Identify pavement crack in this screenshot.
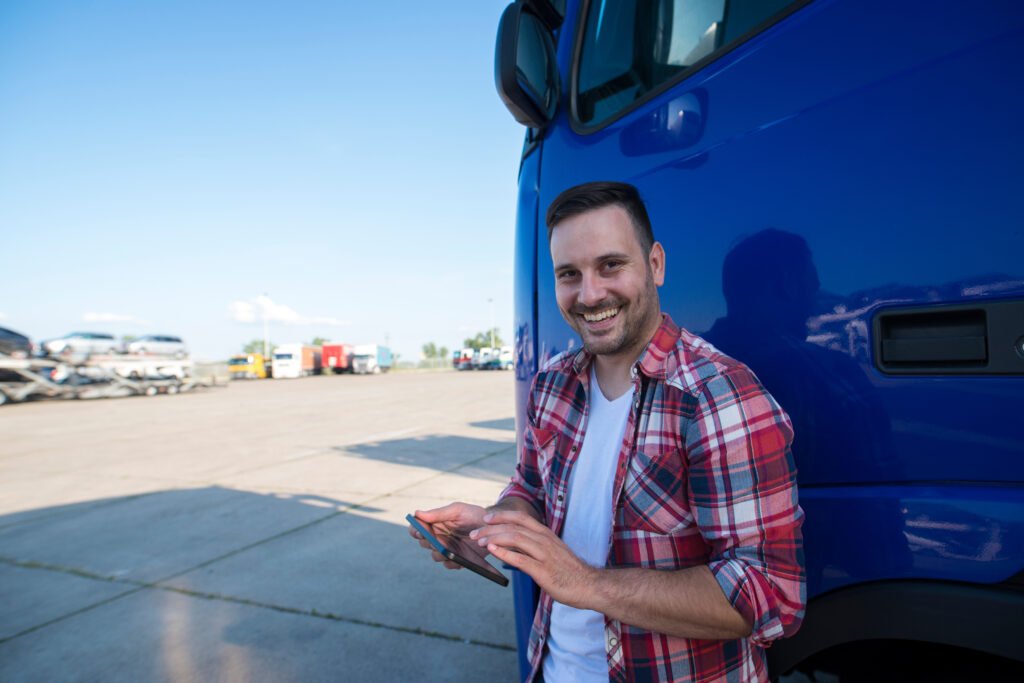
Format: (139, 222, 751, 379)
(0, 434, 518, 650)
(152, 584, 515, 652)
(0, 556, 514, 652)
(0, 557, 145, 645)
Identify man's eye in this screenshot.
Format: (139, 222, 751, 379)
(558, 271, 578, 280)
(603, 261, 622, 270)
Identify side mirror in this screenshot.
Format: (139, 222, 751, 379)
(495, 2, 560, 129)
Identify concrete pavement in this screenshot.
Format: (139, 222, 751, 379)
(0, 370, 521, 682)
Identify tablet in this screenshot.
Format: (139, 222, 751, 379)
(406, 513, 509, 587)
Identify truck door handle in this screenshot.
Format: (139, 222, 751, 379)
(874, 300, 1024, 375)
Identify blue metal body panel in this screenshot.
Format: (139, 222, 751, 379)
(508, 0, 1024, 675)
(511, 132, 542, 682)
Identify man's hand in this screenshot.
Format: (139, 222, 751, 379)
(472, 509, 595, 609)
(407, 502, 488, 570)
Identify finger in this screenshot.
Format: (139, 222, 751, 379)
(407, 525, 423, 540)
(482, 529, 547, 561)
(473, 523, 549, 547)
(415, 504, 461, 524)
(427, 550, 461, 570)
(488, 543, 539, 575)
(470, 522, 521, 541)
(483, 510, 547, 534)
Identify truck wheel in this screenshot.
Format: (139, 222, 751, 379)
(0, 390, 8, 406)
(373, 365, 381, 374)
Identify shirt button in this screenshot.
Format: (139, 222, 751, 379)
(608, 636, 618, 648)
(557, 494, 564, 501)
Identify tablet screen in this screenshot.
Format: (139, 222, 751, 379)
(407, 514, 509, 587)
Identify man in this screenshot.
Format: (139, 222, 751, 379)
(411, 182, 805, 682)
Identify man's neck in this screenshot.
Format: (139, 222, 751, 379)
(592, 354, 635, 401)
(591, 315, 662, 400)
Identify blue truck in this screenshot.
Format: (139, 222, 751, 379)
(494, 0, 1024, 679)
(352, 344, 393, 374)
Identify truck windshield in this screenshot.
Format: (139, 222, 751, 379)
(228, 359, 249, 366)
(274, 354, 293, 360)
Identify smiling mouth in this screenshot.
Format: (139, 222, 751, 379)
(581, 307, 620, 323)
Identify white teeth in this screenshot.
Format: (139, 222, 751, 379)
(583, 308, 619, 322)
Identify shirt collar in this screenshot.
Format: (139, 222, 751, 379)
(570, 313, 679, 380)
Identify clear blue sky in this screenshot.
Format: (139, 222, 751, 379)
(0, 1, 524, 361)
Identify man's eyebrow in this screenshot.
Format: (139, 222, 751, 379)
(554, 251, 631, 269)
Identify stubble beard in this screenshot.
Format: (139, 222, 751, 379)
(572, 276, 660, 359)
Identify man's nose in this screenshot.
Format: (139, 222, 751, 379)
(579, 271, 607, 307)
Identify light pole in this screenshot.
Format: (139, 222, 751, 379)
(262, 292, 269, 359)
(488, 298, 495, 349)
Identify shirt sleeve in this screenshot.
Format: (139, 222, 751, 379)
(498, 375, 546, 518)
(685, 364, 806, 647)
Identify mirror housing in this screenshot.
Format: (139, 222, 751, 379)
(495, 2, 560, 129)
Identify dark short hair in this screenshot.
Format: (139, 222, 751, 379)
(545, 181, 655, 253)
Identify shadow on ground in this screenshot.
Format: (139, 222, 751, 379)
(0, 486, 517, 682)
(470, 417, 516, 432)
(339, 433, 515, 476)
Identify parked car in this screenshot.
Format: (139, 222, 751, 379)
(126, 335, 188, 358)
(41, 332, 121, 356)
(0, 326, 32, 358)
(0, 326, 33, 383)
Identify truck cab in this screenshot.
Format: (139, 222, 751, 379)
(495, 0, 1024, 679)
(228, 353, 269, 379)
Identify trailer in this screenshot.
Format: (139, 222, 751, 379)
(0, 356, 204, 406)
(321, 343, 353, 374)
(272, 344, 321, 378)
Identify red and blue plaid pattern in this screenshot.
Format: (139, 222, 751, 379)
(502, 315, 805, 682)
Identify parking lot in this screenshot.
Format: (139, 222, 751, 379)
(0, 371, 520, 682)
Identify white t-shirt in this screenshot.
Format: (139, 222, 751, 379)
(542, 366, 635, 683)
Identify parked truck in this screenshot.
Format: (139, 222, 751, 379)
(496, 0, 1024, 680)
(321, 343, 353, 374)
(454, 348, 475, 371)
(272, 344, 321, 379)
(228, 353, 270, 380)
(352, 344, 392, 374)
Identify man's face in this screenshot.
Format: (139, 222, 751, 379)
(550, 204, 665, 361)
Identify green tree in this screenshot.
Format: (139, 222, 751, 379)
(421, 342, 438, 359)
(438, 345, 449, 361)
(242, 339, 272, 355)
(462, 328, 504, 350)
(310, 336, 329, 347)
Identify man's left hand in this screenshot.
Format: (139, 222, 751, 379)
(472, 510, 595, 609)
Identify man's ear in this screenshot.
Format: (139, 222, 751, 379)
(649, 242, 666, 286)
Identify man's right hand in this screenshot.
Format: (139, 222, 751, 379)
(407, 502, 488, 570)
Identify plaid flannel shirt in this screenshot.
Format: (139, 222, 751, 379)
(501, 315, 805, 682)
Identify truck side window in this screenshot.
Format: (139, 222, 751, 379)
(574, 0, 803, 128)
